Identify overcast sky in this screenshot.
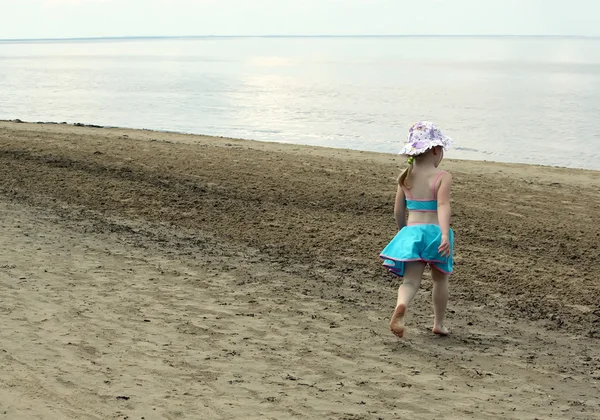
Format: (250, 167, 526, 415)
(2, 0, 599, 39)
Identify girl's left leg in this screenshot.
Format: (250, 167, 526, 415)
(390, 261, 426, 337)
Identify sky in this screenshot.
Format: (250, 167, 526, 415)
(1, 0, 599, 39)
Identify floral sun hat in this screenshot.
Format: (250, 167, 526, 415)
(400, 121, 454, 156)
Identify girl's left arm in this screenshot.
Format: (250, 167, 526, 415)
(394, 185, 406, 231)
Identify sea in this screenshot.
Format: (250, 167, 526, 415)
(1, 36, 599, 170)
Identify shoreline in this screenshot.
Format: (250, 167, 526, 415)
(3, 118, 598, 174)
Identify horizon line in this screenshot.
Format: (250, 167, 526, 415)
(1, 34, 599, 43)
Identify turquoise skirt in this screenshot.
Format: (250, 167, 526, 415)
(379, 224, 454, 277)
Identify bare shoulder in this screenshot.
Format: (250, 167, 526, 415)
(436, 171, 452, 196)
(440, 170, 453, 182)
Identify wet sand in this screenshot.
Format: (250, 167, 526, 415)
(1, 120, 599, 419)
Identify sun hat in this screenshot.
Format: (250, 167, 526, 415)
(400, 121, 453, 156)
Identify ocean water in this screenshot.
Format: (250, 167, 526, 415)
(1, 36, 599, 170)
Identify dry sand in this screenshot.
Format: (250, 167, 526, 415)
(1, 120, 599, 419)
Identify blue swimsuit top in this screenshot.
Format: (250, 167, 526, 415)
(406, 199, 438, 211)
(405, 170, 445, 212)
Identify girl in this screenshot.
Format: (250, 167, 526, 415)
(379, 121, 454, 338)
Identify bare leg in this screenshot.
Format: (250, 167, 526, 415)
(431, 266, 449, 335)
(390, 262, 426, 337)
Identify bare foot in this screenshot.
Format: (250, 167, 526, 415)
(389, 304, 406, 338)
(432, 325, 449, 336)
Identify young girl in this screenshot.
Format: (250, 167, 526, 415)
(379, 121, 454, 338)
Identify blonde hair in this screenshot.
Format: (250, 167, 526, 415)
(398, 161, 414, 189)
(398, 148, 441, 189)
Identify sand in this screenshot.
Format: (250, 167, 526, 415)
(0, 120, 599, 419)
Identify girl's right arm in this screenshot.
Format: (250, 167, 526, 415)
(394, 185, 406, 231)
(437, 173, 453, 255)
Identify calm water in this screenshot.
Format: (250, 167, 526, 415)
(1, 36, 599, 170)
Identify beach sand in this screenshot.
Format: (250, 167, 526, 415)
(1, 120, 599, 419)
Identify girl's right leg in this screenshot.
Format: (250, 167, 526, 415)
(390, 261, 426, 337)
(430, 266, 450, 335)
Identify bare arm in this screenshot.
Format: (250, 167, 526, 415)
(394, 185, 406, 231)
(436, 172, 452, 238)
